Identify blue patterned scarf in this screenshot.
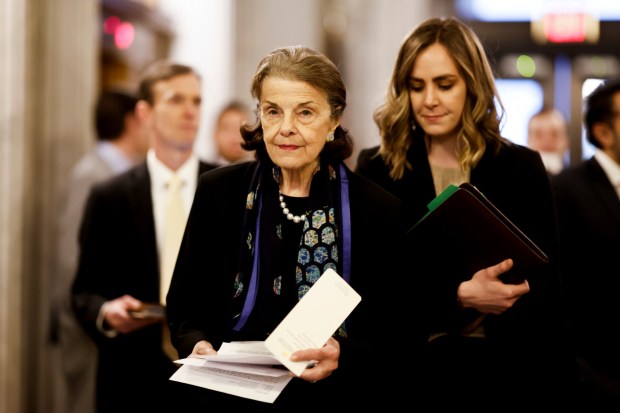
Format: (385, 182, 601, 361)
(231, 159, 351, 338)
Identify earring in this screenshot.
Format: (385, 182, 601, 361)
(411, 122, 417, 132)
(326, 131, 335, 142)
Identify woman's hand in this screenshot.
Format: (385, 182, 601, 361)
(457, 258, 530, 315)
(191, 340, 217, 356)
(290, 337, 340, 383)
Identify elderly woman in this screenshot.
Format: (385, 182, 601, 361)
(166, 46, 419, 410)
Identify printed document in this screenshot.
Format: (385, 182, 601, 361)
(169, 268, 361, 402)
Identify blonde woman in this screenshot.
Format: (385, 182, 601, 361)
(357, 17, 575, 407)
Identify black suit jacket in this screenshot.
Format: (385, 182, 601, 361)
(166, 161, 421, 409)
(551, 157, 620, 377)
(356, 138, 574, 400)
(71, 160, 216, 411)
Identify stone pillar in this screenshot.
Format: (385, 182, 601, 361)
(0, 0, 27, 411)
(0, 0, 98, 412)
(339, 0, 432, 168)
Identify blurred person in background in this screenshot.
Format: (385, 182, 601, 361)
(71, 60, 217, 412)
(527, 107, 570, 175)
(356, 16, 575, 407)
(551, 79, 620, 407)
(50, 89, 147, 413)
(212, 100, 255, 165)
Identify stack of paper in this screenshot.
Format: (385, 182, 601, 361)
(170, 268, 361, 403)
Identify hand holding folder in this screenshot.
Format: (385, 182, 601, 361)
(407, 183, 548, 285)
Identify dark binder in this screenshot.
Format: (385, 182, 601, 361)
(407, 182, 548, 284)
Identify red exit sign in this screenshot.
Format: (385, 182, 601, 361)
(545, 13, 587, 42)
(532, 12, 599, 44)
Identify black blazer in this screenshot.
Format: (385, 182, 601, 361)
(356, 138, 573, 396)
(551, 157, 620, 376)
(71, 160, 216, 411)
(166, 161, 421, 409)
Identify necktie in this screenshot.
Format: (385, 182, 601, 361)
(160, 173, 186, 361)
(161, 173, 186, 302)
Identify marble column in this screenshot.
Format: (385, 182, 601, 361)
(0, 0, 98, 412)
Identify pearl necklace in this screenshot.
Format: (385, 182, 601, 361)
(278, 191, 305, 224)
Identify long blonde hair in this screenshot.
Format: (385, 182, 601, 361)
(375, 17, 505, 180)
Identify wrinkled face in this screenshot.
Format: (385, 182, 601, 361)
(408, 42, 467, 141)
(259, 76, 338, 177)
(148, 73, 202, 150)
(214, 108, 249, 163)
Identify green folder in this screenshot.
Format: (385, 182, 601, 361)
(407, 182, 548, 284)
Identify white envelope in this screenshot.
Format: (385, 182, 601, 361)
(264, 268, 361, 376)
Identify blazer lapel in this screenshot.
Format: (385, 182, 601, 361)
(128, 164, 159, 289)
(586, 158, 620, 228)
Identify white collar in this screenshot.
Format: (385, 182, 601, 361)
(146, 149, 199, 190)
(594, 149, 620, 188)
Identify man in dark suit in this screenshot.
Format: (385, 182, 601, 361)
(52, 89, 146, 413)
(551, 79, 620, 406)
(71, 60, 217, 412)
